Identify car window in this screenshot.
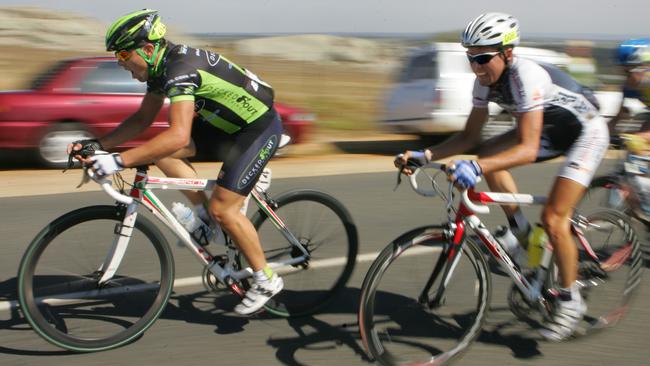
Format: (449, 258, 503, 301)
(438, 52, 473, 76)
(30, 60, 76, 90)
(79, 61, 147, 94)
(398, 53, 437, 82)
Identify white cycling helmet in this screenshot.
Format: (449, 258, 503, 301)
(461, 12, 520, 48)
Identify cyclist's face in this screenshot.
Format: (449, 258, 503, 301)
(625, 65, 648, 86)
(467, 46, 510, 86)
(116, 46, 151, 82)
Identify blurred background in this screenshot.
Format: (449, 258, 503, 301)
(0, 1, 648, 168)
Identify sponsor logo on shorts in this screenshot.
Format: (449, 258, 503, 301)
(567, 161, 592, 173)
(237, 135, 277, 190)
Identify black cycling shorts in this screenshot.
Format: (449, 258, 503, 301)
(216, 108, 282, 196)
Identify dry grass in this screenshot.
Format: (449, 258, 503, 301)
(0, 46, 98, 89)
(0, 45, 394, 135)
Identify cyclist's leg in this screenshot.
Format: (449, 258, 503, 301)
(540, 117, 609, 341)
(543, 178, 586, 287)
(477, 130, 530, 236)
(477, 130, 519, 207)
(210, 187, 266, 269)
(210, 108, 283, 314)
(540, 178, 588, 341)
(154, 139, 209, 207)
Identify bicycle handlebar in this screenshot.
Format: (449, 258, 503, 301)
(86, 168, 134, 205)
(406, 161, 491, 214)
(460, 190, 490, 214)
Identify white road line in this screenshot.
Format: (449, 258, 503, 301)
(0, 245, 442, 313)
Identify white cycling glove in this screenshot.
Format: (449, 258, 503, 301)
(90, 153, 124, 176)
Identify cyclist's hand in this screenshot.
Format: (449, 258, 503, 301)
(89, 152, 124, 177)
(448, 160, 482, 189)
(67, 139, 103, 163)
(394, 150, 430, 176)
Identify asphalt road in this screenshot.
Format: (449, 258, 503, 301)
(1, 157, 649, 366)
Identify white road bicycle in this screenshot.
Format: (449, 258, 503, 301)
(17, 149, 358, 353)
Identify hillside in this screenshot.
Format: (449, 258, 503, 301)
(0, 6, 409, 134)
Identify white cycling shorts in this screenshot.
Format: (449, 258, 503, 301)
(556, 116, 609, 187)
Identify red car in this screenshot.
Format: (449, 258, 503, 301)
(0, 56, 314, 167)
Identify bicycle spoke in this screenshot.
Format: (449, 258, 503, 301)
(250, 190, 358, 317)
(359, 228, 490, 366)
(18, 206, 174, 352)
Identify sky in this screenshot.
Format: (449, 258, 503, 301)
(0, 0, 648, 39)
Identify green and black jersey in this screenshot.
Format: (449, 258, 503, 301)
(147, 42, 275, 134)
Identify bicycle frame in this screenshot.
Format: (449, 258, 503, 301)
(95, 166, 310, 290)
(593, 147, 650, 223)
(427, 187, 602, 305)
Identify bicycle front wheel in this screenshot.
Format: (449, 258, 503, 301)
(359, 226, 491, 366)
(18, 205, 174, 352)
(573, 209, 643, 333)
(250, 189, 358, 317)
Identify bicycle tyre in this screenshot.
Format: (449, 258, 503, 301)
(18, 205, 175, 352)
(359, 225, 491, 366)
(567, 209, 643, 334)
(249, 189, 358, 317)
(578, 175, 650, 260)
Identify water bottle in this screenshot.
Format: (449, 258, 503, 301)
(527, 224, 547, 268)
(172, 202, 221, 246)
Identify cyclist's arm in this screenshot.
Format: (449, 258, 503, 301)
(421, 107, 488, 161)
(607, 92, 628, 135)
(118, 99, 195, 168)
(477, 109, 542, 174)
(609, 72, 644, 135)
(98, 92, 166, 149)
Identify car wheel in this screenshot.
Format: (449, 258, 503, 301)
(37, 124, 94, 168)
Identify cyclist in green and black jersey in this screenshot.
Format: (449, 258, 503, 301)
(68, 9, 283, 315)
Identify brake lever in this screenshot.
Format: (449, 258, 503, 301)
(393, 166, 404, 191)
(393, 158, 423, 191)
(63, 153, 75, 173)
(62, 146, 96, 173)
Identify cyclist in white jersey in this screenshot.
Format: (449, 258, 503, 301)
(396, 12, 609, 341)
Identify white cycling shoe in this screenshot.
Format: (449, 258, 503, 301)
(234, 274, 284, 315)
(539, 294, 587, 342)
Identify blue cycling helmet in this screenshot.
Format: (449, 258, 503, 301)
(616, 38, 650, 65)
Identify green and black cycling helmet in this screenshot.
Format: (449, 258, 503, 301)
(105, 9, 166, 52)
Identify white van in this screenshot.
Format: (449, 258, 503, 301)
(380, 42, 643, 139)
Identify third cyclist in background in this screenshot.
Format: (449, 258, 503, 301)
(609, 38, 650, 212)
(608, 38, 650, 147)
(396, 12, 609, 341)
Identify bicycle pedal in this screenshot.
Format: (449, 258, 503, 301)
(579, 262, 609, 281)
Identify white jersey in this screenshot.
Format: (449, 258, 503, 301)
(472, 57, 599, 121)
(472, 56, 609, 187)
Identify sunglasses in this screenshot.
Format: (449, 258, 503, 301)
(466, 51, 501, 65)
(115, 49, 133, 62)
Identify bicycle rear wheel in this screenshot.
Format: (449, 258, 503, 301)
(249, 189, 358, 317)
(359, 226, 491, 366)
(572, 209, 643, 333)
(18, 205, 174, 352)
(578, 175, 650, 261)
